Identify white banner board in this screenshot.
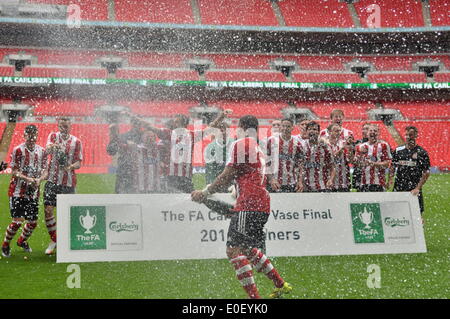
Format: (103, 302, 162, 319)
(57, 192, 426, 263)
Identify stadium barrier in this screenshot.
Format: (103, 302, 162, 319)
(56, 192, 426, 263)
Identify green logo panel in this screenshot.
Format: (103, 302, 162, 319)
(70, 206, 106, 250)
(350, 203, 385, 244)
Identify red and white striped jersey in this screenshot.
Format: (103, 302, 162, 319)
(226, 137, 270, 213)
(46, 132, 83, 188)
(329, 141, 351, 190)
(266, 135, 304, 186)
(356, 141, 392, 188)
(132, 143, 161, 193)
(301, 140, 334, 191)
(9, 143, 47, 199)
(320, 127, 353, 142)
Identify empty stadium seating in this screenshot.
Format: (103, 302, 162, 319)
(205, 71, 286, 82)
(367, 73, 428, 83)
(114, 0, 194, 24)
(22, 66, 108, 78)
(116, 69, 199, 81)
(383, 102, 450, 120)
(197, 0, 278, 26)
(26, 0, 108, 21)
(433, 72, 450, 82)
(354, 0, 425, 28)
(429, 0, 450, 26)
(292, 73, 363, 83)
(302, 102, 373, 120)
(0, 65, 14, 76)
(278, 0, 354, 28)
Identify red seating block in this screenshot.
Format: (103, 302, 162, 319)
(22, 66, 107, 78)
(367, 73, 427, 83)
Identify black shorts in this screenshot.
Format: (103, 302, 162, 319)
(267, 184, 297, 193)
(44, 181, 75, 207)
(10, 197, 39, 221)
(226, 211, 269, 250)
(360, 185, 385, 192)
(330, 187, 350, 192)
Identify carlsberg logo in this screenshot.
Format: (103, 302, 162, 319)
(384, 217, 410, 227)
(109, 221, 139, 232)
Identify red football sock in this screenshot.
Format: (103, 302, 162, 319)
(230, 255, 260, 299)
(3, 221, 22, 246)
(249, 248, 285, 288)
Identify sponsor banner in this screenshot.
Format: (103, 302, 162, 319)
(1, 76, 449, 89)
(57, 192, 426, 263)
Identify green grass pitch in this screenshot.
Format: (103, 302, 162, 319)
(0, 173, 448, 299)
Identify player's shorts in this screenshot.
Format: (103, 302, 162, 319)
(360, 185, 384, 192)
(330, 187, 350, 192)
(226, 211, 269, 250)
(44, 181, 75, 207)
(9, 197, 39, 221)
(267, 184, 297, 193)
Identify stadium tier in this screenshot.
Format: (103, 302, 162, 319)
(22, 0, 448, 28)
(278, 0, 353, 28)
(291, 73, 363, 83)
(205, 71, 286, 82)
(115, 69, 199, 81)
(354, 0, 425, 28)
(382, 102, 450, 120)
(115, 0, 194, 24)
(0, 65, 14, 76)
(429, 0, 450, 26)
(366, 73, 428, 83)
(22, 66, 108, 78)
(433, 72, 450, 82)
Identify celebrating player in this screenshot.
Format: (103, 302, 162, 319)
(266, 118, 304, 192)
(320, 109, 353, 141)
(2, 125, 47, 257)
(325, 123, 355, 192)
(191, 115, 292, 299)
(354, 124, 391, 192)
(352, 122, 371, 191)
(388, 126, 430, 217)
(298, 121, 335, 192)
(43, 117, 83, 255)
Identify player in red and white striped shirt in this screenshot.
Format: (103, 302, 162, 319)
(325, 123, 355, 192)
(295, 119, 310, 145)
(131, 110, 231, 193)
(320, 109, 354, 142)
(191, 115, 291, 299)
(43, 117, 83, 255)
(266, 118, 304, 192)
(2, 125, 47, 258)
(354, 124, 392, 191)
(299, 121, 335, 192)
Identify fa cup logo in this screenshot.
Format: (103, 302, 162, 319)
(359, 207, 373, 229)
(80, 210, 96, 234)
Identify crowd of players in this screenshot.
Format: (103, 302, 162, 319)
(107, 109, 430, 208)
(1, 109, 430, 267)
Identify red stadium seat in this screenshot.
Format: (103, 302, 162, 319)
(367, 73, 427, 83)
(26, 0, 108, 21)
(429, 0, 450, 26)
(433, 73, 450, 82)
(301, 102, 373, 120)
(205, 71, 286, 82)
(354, 0, 424, 28)
(383, 102, 450, 120)
(278, 0, 354, 28)
(114, 0, 194, 24)
(0, 65, 14, 76)
(115, 69, 199, 81)
(197, 0, 278, 26)
(22, 66, 108, 78)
